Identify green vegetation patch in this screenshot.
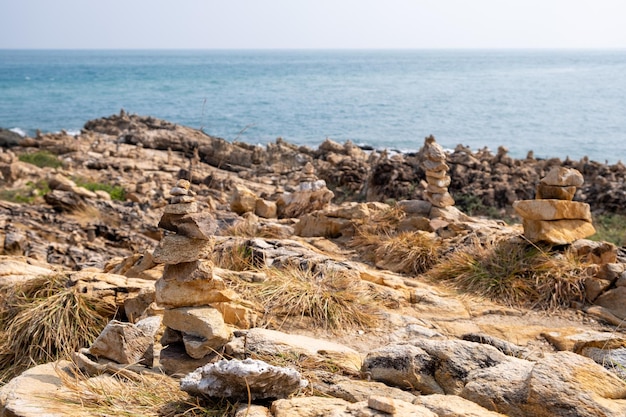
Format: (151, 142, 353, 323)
(592, 213, 626, 247)
(18, 150, 63, 168)
(0, 180, 50, 204)
(73, 177, 126, 201)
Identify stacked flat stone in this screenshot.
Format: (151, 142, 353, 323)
(152, 179, 234, 362)
(513, 167, 596, 245)
(421, 135, 455, 208)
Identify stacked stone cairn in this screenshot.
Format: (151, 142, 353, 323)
(513, 167, 596, 245)
(152, 179, 243, 374)
(421, 135, 455, 208)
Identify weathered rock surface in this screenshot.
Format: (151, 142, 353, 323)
(162, 306, 232, 359)
(2, 113, 626, 417)
(88, 320, 153, 364)
(180, 358, 307, 400)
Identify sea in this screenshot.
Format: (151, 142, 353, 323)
(1, 49, 625, 164)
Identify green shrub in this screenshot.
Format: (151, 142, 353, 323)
(592, 213, 626, 246)
(18, 151, 63, 168)
(73, 177, 126, 201)
(0, 180, 50, 204)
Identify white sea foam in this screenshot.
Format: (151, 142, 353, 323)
(9, 127, 26, 137)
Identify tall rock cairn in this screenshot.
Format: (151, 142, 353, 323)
(513, 167, 596, 245)
(421, 135, 455, 208)
(152, 179, 235, 367)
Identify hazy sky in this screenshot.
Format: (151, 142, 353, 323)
(1, 0, 625, 49)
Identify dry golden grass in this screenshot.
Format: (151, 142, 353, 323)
(211, 238, 256, 271)
(0, 274, 116, 384)
(221, 216, 284, 239)
(69, 204, 122, 228)
(427, 238, 590, 309)
(233, 264, 379, 331)
(351, 230, 443, 275)
(357, 204, 406, 235)
(55, 366, 235, 417)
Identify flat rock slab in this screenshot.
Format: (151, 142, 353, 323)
(236, 328, 363, 372)
(0, 361, 78, 417)
(522, 218, 596, 244)
(513, 199, 591, 221)
(152, 234, 214, 264)
(541, 167, 584, 187)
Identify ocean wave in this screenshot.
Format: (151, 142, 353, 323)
(63, 129, 81, 136)
(9, 127, 26, 137)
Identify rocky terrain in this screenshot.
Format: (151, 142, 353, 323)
(1, 112, 626, 416)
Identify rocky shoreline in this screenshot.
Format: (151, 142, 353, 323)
(1, 112, 626, 416)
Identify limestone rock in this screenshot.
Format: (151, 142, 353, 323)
(44, 189, 87, 212)
(159, 343, 215, 377)
(594, 286, 626, 320)
(156, 278, 238, 308)
(228, 328, 362, 373)
(536, 183, 577, 200)
(0, 361, 79, 417)
(272, 396, 352, 417)
(171, 213, 218, 240)
(525, 351, 626, 416)
(409, 338, 511, 395)
(425, 191, 455, 208)
(295, 212, 352, 238)
(522, 218, 596, 244)
(163, 201, 198, 215)
(541, 166, 584, 187)
(230, 185, 258, 215)
(397, 199, 432, 216)
(155, 261, 234, 308)
(513, 200, 591, 221)
(234, 404, 272, 417)
(361, 343, 443, 394)
(0, 259, 54, 286)
(163, 306, 232, 359)
(161, 260, 217, 282)
(570, 239, 617, 264)
(415, 394, 509, 417)
(255, 198, 277, 218)
(313, 374, 418, 404)
(88, 320, 153, 364)
(460, 358, 535, 416)
(277, 187, 334, 218)
(180, 358, 307, 400)
(213, 301, 259, 329)
(152, 234, 214, 264)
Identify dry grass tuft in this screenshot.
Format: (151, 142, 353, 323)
(233, 264, 379, 331)
(351, 231, 443, 275)
(55, 366, 234, 417)
(0, 274, 116, 384)
(357, 204, 406, 235)
(221, 216, 284, 239)
(211, 238, 256, 271)
(427, 238, 590, 309)
(69, 205, 121, 228)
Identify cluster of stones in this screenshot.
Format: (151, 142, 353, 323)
(513, 167, 596, 245)
(420, 135, 455, 208)
(151, 179, 240, 371)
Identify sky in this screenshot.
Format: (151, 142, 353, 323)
(1, 0, 625, 49)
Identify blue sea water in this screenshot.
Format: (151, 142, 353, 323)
(1, 49, 625, 163)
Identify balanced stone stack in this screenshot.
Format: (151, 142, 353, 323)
(513, 167, 596, 245)
(421, 135, 455, 208)
(152, 179, 236, 372)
